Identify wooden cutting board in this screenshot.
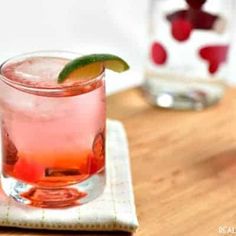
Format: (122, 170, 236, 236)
(1, 87, 236, 236)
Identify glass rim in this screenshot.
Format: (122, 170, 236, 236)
(0, 50, 105, 95)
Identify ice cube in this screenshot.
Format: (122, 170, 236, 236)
(2, 57, 69, 87)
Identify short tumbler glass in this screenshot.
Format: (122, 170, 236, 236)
(144, 0, 235, 110)
(0, 51, 106, 208)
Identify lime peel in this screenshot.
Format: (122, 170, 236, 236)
(58, 54, 129, 83)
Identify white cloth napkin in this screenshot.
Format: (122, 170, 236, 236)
(0, 119, 138, 232)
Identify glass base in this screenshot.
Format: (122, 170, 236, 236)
(1, 170, 105, 208)
(143, 77, 225, 110)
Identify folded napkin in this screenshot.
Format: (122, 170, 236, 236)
(0, 119, 138, 232)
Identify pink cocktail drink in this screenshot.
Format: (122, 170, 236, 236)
(0, 52, 106, 208)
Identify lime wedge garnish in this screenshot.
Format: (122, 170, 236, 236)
(58, 54, 129, 83)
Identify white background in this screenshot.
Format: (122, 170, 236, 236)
(0, 0, 235, 94)
(0, 0, 149, 94)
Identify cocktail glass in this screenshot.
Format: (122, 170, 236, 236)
(0, 51, 106, 208)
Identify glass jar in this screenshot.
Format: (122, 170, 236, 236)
(143, 0, 235, 110)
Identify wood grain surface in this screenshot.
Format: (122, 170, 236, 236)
(1, 87, 236, 236)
